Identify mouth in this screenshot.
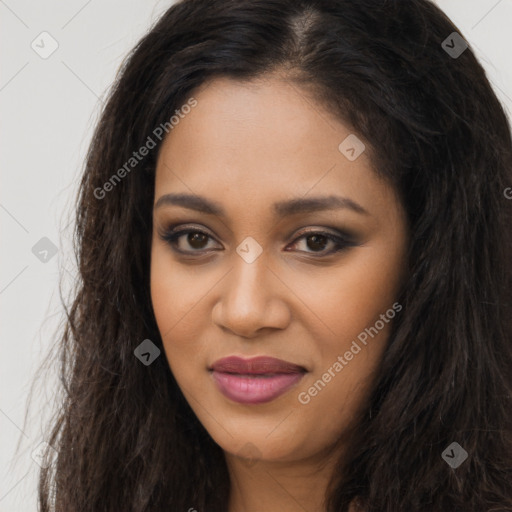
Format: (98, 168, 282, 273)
(208, 356, 307, 404)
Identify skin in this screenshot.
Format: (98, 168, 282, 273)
(150, 74, 408, 512)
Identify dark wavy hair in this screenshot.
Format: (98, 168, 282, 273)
(33, 0, 512, 510)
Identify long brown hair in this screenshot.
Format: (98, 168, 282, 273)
(34, 0, 512, 510)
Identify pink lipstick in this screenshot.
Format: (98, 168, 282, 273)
(209, 356, 306, 404)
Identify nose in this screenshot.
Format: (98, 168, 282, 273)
(211, 255, 291, 338)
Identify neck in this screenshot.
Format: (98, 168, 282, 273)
(225, 446, 341, 512)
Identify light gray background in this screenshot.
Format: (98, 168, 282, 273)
(1, 1, 511, 510)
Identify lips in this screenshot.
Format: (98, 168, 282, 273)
(210, 356, 306, 375)
(209, 356, 307, 404)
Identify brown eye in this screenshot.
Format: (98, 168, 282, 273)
(159, 227, 220, 254)
(188, 232, 209, 249)
(286, 229, 355, 256)
(305, 234, 329, 252)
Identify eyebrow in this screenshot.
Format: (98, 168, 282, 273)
(153, 193, 369, 217)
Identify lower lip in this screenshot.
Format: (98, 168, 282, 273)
(211, 371, 305, 404)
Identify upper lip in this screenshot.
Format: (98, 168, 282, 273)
(210, 356, 307, 375)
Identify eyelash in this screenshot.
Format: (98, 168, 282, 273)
(158, 224, 356, 257)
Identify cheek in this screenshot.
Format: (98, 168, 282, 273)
(150, 246, 208, 369)
(291, 244, 404, 358)
(291, 241, 404, 417)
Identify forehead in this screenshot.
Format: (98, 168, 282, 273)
(154, 76, 394, 218)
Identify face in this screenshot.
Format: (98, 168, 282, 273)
(150, 75, 408, 466)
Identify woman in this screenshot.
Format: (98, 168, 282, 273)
(36, 0, 512, 510)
